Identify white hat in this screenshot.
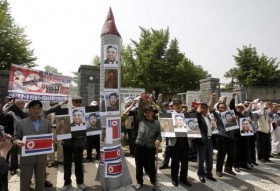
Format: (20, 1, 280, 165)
(90, 101, 98, 106)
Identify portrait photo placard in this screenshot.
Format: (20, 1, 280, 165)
(209, 113, 219, 134)
(239, 117, 254, 136)
(56, 115, 71, 140)
(221, 110, 239, 131)
(104, 69, 118, 90)
(85, 112, 101, 136)
(185, 117, 201, 138)
(104, 91, 120, 115)
(103, 44, 119, 66)
(69, 107, 86, 138)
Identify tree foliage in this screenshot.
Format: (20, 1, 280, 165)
(224, 45, 280, 87)
(91, 55, 100, 66)
(0, 0, 36, 70)
(121, 27, 208, 95)
(44, 65, 62, 75)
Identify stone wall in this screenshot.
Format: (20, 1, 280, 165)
(0, 70, 10, 100)
(78, 65, 100, 106)
(245, 86, 280, 103)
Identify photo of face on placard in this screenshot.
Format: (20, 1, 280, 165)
(222, 110, 238, 128)
(159, 118, 174, 132)
(104, 44, 118, 66)
(240, 117, 253, 136)
(172, 113, 186, 132)
(85, 112, 101, 136)
(104, 69, 118, 89)
(56, 115, 71, 140)
(209, 113, 219, 134)
(105, 91, 120, 114)
(186, 118, 197, 131)
(70, 107, 86, 126)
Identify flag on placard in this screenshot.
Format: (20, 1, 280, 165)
(105, 160, 122, 178)
(100, 148, 104, 165)
(104, 144, 121, 162)
(107, 118, 121, 140)
(22, 134, 54, 157)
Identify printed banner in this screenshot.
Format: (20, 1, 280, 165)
(104, 144, 121, 162)
(8, 64, 71, 101)
(22, 134, 54, 157)
(105, 160, 123, 178)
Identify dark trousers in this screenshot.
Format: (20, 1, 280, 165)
(63, 146, 84, 185)
(0, 157, 8, 191)
(188, 138, 197, 160)
(216, 136, 234, 172)
(126, 129, 135, 156)
(240, 136, 250, 166)
(171, 141, 189, 182)
(10, 146, 18, 171)
(196, 139, 213, 177)
(86, 135, 100, 160)
(162, 145, 171, 167)
(249, 134, 257, 163)
(135, 145, 156, 185)
(257, 131, 271, 160)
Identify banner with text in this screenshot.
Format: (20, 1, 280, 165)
(8, 64, 71, 102)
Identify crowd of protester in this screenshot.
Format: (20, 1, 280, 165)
(0, 90, 280, 191)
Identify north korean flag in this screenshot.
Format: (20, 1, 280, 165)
(105, 160, 122, 178)
(23, 134, 53, 157)
(104, 144, 121, 162)
(108, 118, 121, 140)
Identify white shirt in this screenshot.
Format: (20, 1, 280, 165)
(203, 115, 212, 137)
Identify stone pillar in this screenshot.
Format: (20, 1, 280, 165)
(0, 70, 10, 100)
(78, 65, 100, 106)
(199, 77, 220, 103)
(234, 86, 248, 103)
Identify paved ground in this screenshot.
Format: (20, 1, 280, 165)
(7, 146, 280, 191)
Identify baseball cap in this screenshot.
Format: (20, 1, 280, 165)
(144, 105, 153, 112)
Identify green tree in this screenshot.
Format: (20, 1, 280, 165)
(0, 0, 36, 70)
(90, 55, 100, 66)
(44, 65, 62, 75)
(121, 27, 208, 95)
(224, 45, 280, 87)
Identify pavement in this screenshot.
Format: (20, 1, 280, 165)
(7, 145, 280, 191)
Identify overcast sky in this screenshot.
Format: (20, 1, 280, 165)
(7, 0, 280, 83)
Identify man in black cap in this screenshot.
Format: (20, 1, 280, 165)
(134, 93, 161, 191)
(195, 102, 217, 183)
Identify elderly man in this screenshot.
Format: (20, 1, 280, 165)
(14, 100, 52, 191)
(134, 94, 161, 191)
